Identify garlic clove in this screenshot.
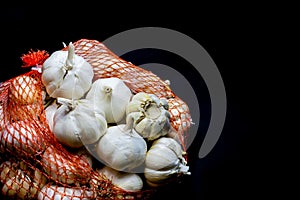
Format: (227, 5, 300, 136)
(144, 136, 191, 186)
(152, 137, 186, 162)
(145, 145, 180, 171)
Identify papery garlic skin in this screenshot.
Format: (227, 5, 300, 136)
(144, 137, 190, 187)
(41, 42, 94, 99)
(86, 77, 132, 123)
(126, 92, 171, 141)
(53, 98, 107, 148)
(98, 166, 143, 192)
(95, 124, 147, 172)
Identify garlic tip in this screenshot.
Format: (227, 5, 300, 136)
(62, 42, 67, 48)
(66, 42, 75, 66)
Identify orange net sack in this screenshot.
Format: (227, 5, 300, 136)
(0, 39, 192, 199)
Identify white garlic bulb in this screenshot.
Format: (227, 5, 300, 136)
(86, 77, 132, 123)
(126, 92, 171, 141)
(45, 101, 58, 132)
(98, 166, 143, 192)
(144, 137, 190, 187)
(95, 124, 147, 172)
(0, 121, 46, 157)
(53, 98, 107, 148)
(41, 42, 94, 99)
(9, 75, 39, 105)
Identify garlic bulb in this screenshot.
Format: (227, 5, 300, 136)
(95, 124, 147, 172)
(37, 184, 95, 200)
(41, 145, 90, 185)
(144, 137, 190, 187)
(86, 77, 132, 123)
(2, 169, 38, 199)
(0, 121, 46, 157)
(53, 97, 107, 148)
(45, 101, 58, 132)
(126, 92, 171, 141)
(9, 75, 39, 105)
(41, 42, 94, 99)
(98, 166, 143, 192)
(0, 160, 18, 184)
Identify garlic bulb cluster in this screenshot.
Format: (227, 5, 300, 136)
(144, 137, 190, 187)
(41, 42, 94, 99)
(34, 42, 191, 193)
(86, 77, 132, 123)
(95, 124, 147, 172)
(126, 92, 171, 141)
(98, 166, 143, 192)
(52, 98, 107, 148)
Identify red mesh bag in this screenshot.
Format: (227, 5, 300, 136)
(0, 39, 192, 199)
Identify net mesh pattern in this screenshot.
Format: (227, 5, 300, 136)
(0, 39, 192, 199)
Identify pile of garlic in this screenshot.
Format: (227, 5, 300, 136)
(41, 42, 190, 193)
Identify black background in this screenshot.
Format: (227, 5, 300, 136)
(0, 6, 281, 200)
